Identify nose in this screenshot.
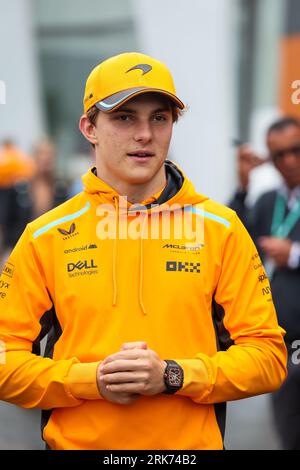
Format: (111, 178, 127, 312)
(283, 151, 299, 166)
(133, 121, 152, 144)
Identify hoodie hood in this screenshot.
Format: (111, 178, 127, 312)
(82, 160, 208, 209)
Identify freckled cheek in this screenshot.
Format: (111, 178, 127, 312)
(101, 130, 126, 154)
(155, 130, 172, 155)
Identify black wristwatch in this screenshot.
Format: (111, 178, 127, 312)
(162, 360, 184, 394)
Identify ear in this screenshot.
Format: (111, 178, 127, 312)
(79, 114, 98, 145)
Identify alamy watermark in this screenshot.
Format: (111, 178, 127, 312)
(95, 197, 204, 243)
(0, 80, 6, 105)
(291, 80, 300, 105)
(291, 340, 300, 365)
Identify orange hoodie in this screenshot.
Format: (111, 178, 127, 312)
(0, 161, 287, 449)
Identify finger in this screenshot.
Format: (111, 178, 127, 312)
(101, 359, 145, 374)
(264, 250, 275, 258)
(258, 240, 271, 251)
(258, 236, 270, 243)
(120, 393, 140, 401)
(102, 349, 147, 365)
(101, 372, 147, 384)
(238, 143, 252, 155)
(259, 244, 269, 253)
(264, 246, 277, 256)
(252, 155, 264, 166)
(106, 382, 147, 394)
(121, 342, 148, 350)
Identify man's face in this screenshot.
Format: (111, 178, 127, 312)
(92, 93, 174, 190)
(267, 125, 300, 189)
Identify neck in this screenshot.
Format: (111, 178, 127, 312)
(95, 166, 166, 204)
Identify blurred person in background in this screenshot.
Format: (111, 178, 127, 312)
(31, 139, 68, 219)
(0, 139, 35, 186)
(0, 139, 35, 263)
(0, 138, 68, 264)
(68, 147, 95, 198)
(230, 117, 300, 449)
(228, 143, 265, 231)
(0, 52, 287, 450)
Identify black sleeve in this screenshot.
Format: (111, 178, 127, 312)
(0, 188, 10, 225)
(4, 183, 32, 249)
(228, 189, 252, 233)
(247, 191, 278, 259)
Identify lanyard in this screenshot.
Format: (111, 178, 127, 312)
(271, 192, 300, 238)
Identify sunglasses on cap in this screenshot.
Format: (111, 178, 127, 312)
(270, 145, 300, 162)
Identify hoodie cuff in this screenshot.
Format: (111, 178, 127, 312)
(65, 362, 102, 400)
(174, 358, 211, 399)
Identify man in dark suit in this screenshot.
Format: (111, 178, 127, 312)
(230, 117, 300, 449)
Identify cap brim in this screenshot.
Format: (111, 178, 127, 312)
(95, 87, 185, 112)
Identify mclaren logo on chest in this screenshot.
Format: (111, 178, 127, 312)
(166, 261, 200, 273)
(163, 244, 204, 250)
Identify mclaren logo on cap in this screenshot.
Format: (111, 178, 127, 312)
(126, 64, 152, 75)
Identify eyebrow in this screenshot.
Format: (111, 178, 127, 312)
(113, 107, 172, 114)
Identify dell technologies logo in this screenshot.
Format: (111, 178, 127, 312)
(67, 259, 98, 277)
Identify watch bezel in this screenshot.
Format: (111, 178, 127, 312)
(163, 360, 184, 394)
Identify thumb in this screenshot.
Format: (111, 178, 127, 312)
(121, 341, 148, 351)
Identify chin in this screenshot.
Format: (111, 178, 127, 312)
(125, 169, 156, 185)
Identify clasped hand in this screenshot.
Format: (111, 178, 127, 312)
(96, 342, 166, 405)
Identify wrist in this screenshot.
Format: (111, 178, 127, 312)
(161, 360, 168, 393)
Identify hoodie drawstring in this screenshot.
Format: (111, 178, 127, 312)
(112, 196, 118, 307)
(139, 214, 148, 315)
(112, 196, 148, 314)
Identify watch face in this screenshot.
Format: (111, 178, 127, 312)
(169, 366, 182, 386)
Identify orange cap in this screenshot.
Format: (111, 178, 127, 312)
(83, 52, 185, 113)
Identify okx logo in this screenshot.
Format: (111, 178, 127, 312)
(166, 261, 200, 273)
(67, 259, 98, 277)
(2, 263, 15, 278)
(58, 223, 79, 240)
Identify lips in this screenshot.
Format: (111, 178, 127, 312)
(127, 151, 155, 157)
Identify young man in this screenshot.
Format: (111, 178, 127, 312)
(0, 52, 287, 450)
